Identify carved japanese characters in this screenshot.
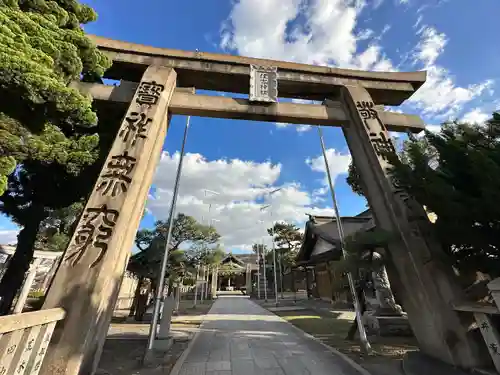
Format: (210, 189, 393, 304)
(64, 205, 119, 268)
(63, 79, 166, 269)
(97, 152, 137, 197)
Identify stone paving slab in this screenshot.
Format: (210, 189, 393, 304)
(173, 296, 367, 375)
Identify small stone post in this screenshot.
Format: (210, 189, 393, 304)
(336, 85, 485, 368)
(156, 295, 176, 350)
(40, 66, 177, 375)
(211, 265, 218, 298)
(246, 263, 251, 294)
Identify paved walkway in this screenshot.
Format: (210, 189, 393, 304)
(174, 296, 366, 375)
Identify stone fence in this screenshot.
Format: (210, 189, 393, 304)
(0, 308, 65, 375)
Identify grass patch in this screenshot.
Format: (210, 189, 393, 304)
(274, 309, 418, 366)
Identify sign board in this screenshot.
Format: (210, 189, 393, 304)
(249, 65, 278, 103)
(0, 253, 8, 264)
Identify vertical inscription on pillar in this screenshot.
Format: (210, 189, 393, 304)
(136, 81, 165, 107)
(355, 101, 396, 162)
(120, 112, 151, 146)
(96, 152, 137, 197)
(62, 79, 166, 269)
(64, 205, 119, 268)
(354, 98, 423, 238)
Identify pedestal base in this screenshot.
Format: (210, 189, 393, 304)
(143, 337, 174, 367)
(154, 337, 174, 351)
(364, 311, 413, 337)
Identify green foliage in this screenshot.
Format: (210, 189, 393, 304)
(130, 213, 221, 281)
(0, 155, 15, 195)
(27, 289, 45, 298)
(35, 201, 83, 252)
(346, 161, 364, 197)
(0, 1, 111, 187)
(267, 222, 303, 269)
(0, 2, 110, 127)
(388, 113, 500, 276)
(0, 0, 110, 312)
(346, 112, 500, 277)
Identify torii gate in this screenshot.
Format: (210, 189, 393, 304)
(40, 36, 485, 375)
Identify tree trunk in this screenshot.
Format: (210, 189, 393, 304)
(167, 278, 175, 296)
(0, 207, 45, 315)
(129, 276, 144, 317)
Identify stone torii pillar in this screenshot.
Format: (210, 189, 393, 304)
(40, 66, 177, 375)
(334, 86, 485, 368)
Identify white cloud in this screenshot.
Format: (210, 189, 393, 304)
(147, 152, 335, 251)
(408, 26, 494, 119)
(275, 122, 289, 128)
(413, 26, 447, 67)
(462, 108, 490, 124)
(0, 229, 19, 245)
(274, 123, 312, 132)
(220, 0, 371, 68)
(296, 125, 312, 132)
(221, 3, 493, 121)
(425, 124, 442, 133)
(305, 148, 351, 194)
(275, 100, 320, 132)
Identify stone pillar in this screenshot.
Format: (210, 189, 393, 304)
(40, 66, 177, 375)
(336, 85, 485, 368)
(156, 295, 175, 350)
(13, 257, 42, 313)
(246, 264, 251, 293)
(211, 266, 218, 298)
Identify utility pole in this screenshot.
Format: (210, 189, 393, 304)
(261, 188, 282, 306)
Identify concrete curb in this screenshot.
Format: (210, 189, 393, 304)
(169, 305, 214, 375)
(169, 329, 201, 375)
(257, 300, 373, 375)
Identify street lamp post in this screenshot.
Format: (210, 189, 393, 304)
(256, 220, 264, 300)
(278, 250, 284, 299)
(200, 266, 205, 303)
(193, 262, 200, 307)
(206, 218, 220, 299)
(261, 188, 282, 306)
(262, 241, 268, 301)
(202, 189, 219, 301)
(316, 126, 372, 354)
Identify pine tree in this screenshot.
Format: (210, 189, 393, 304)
(346, 112, 500, 277)
(129, 214, 221, 294)
(0, 0, 111, 313)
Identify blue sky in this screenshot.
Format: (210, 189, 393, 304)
(1, 0, 499, 253)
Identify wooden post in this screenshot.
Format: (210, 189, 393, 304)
(326, 261, 335, 303)
(40, 66, 177, 375)
(13, 258, 42, 314)
(336, 85, 485, 368)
